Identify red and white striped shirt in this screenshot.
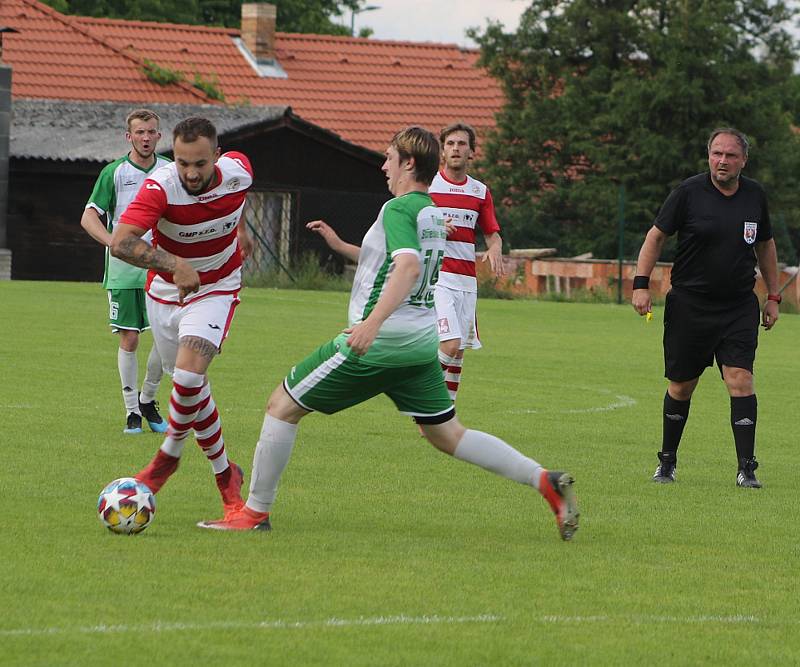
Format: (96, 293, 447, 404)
(429, 170, 500, 292)
(119, 152, 253, 305)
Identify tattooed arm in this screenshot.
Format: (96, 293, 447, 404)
(111, 222, 200, 304)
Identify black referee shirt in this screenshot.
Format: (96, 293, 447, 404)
(655, 173, 772, 299)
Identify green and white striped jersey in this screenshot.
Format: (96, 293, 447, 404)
(85, 154, 171, 289)
(343, 191, 447, 367)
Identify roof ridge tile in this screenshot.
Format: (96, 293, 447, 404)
(74, 14, 239, 36)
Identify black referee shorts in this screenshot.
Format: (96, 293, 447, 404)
(663, 288, 760, 382)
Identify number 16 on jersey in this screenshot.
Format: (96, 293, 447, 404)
(410, 249, 444, 308)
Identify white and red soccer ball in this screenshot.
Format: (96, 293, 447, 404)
(97, 477, 156, 534)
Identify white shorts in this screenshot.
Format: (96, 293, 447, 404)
(433, 285, 481, 350)
(146, 293, 240, 374)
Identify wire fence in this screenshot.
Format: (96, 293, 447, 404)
(242, 190, 295, 282)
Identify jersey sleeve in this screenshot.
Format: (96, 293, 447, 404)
(85, 164, 115, 215)
(477, 188, 501, 235)
(222, 151, 254, 179)
(383, 199, 421, 257)
(118, 179, 168, 231)
(653, 185, 687, 236)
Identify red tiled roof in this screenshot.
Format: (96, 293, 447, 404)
(0, 0, 212, 103)
(1, 0, 504, 152)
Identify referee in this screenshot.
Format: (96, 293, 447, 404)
(631, 127, 780, 488)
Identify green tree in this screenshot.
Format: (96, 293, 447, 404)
(42, 0, 367, 34)
(471, 0, 800, 261)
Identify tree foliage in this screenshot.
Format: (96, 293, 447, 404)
(42, 0, 366, 34)
(471, 0, 800, 261)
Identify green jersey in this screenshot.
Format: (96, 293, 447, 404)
(85, 154, 171, 289)
(342, 191, 447, 367)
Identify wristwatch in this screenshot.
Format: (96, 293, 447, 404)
(767, 293, 782, 304)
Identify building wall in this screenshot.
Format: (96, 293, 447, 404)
(8, 128, 389, 281)
(223, 128, 388, 266)
(8, 159, 100, 280)
(478, 256, 799, 308)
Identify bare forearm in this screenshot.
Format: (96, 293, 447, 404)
(306, 220, 360, 262)
(345, 255, 419, 354)
(323, 231, 360, 262)
(485, 232, 502, 252)
(334, 241, 361, 263)
(365, 261, 419, 327)
(112, 235, 178, 273)
(755, 240, 779, 293)
(80, 210, 112, 247)
(635, 227, 667, 276)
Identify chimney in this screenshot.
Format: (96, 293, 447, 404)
(241, 3, 277, 63)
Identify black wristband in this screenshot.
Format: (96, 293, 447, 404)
(633, 275, 650, 290)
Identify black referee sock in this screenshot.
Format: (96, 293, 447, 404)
(731, 394, 757, 461)
(662, 392, 691, 456)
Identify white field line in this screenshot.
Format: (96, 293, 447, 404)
(2, 613, 783, 638)
(539, 615, 763, 624)
(508, 388, 637, 415)
(0, 614, 503, 638)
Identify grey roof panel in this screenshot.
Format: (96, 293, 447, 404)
(10, 99, 288, 162)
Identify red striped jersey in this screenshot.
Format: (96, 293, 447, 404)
(119, 152, 253, 305)
(428, 170, 500, 292)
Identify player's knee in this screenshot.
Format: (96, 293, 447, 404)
(267, 384, 306, 423)
(439, 339, 460, 358)
(723, 367, 754, 396)
(668, 379, 697, 401)
(421, 417, 464, 455)
(119, 331, 139, 352)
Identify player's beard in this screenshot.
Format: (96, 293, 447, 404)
(445, 155, 469, 174)
(132, 145, 155, 163)
(180, 173, 214, 196)
(712, 167, 740, 190)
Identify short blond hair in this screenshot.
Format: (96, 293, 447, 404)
(126, 108, 160, 131)
(390, 126, 440, 185)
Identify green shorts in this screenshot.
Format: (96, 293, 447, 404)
(108, 288, 150, 333)
(284, 336, 454, 421)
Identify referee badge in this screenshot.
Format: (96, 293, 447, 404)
(743, 221, 758, 244)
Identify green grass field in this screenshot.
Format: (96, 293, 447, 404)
(1, 281, 798, 666)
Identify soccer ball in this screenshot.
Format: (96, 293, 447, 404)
(97, 477, 156, 535)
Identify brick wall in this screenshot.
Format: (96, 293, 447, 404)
(477, 254, 799, 307)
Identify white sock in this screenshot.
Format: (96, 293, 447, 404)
(453, 429, 542, 489)
(193, 385, 230, 474)
(160, 437, 186, 459)
(118, 348, 139, 414)
(246, 415, 298, 514)
(139, 344, 163, 404)
(159, 368, 205, 459)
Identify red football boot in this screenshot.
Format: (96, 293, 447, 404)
(134, 450, 180, 494)
(196, 505, 272, 531)
(215, 462, 245, 518)
(538, 470, 580, 541)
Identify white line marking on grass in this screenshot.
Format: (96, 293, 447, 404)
(539, 614, 762, 624)
(0, 614, 503, 637)
(507, 386, 637, 415)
